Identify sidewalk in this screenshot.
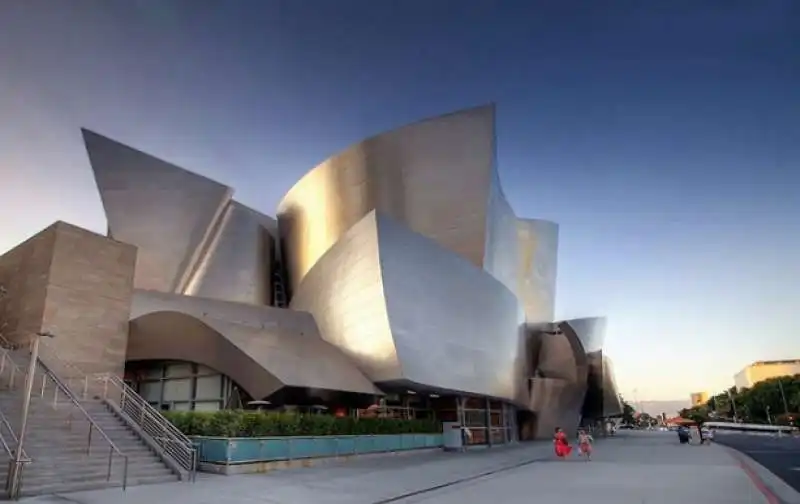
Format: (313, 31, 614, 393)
(23, 431, 782, 504)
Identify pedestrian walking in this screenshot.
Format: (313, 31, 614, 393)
(553, 427, 572, 459)
(577, 429, 594, 461)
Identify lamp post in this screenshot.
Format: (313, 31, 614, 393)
(7, 330, 54, 497)
(777, 379, 790, 416)
(727, 389, 739, 423)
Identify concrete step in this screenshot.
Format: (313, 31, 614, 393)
(24, 452, 157, 466)
(23, 464, 174, 485)
(17, 473, 179, 497)
(20, 440, 151, 454)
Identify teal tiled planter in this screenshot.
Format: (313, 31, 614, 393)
(194, 433, 443, 465)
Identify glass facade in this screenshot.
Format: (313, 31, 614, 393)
(126, 361, 236, 411)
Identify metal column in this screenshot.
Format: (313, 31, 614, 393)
(484, 398, 493, 447)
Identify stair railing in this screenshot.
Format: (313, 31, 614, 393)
(0, 353, 30, 500)
(34, 359, 129, 491)
(0, 350, 20, 391)
(94, 373, 197, 481)
(0, 336, 195, 481)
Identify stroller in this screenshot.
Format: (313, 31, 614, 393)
(677, 426, 691, 444)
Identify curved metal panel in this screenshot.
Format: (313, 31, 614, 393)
(83, 129, 233, 294)
(600, 355, 623, 417)
(289, 212, 400, 382)
(483, 169, 519, 297)
(277, 105, 496, 296)
(516, 219, 559, 324)
(129, 311, 284, 400)
(377, 213, 525, 400)
(128, 290, 381, 399)
(565, 316, 606, 354)
(526, 323, 589, 436)
(291, 211, 526, 401)
(561, 317, 619, 420)
(184, 201, 276, 305)
(529, 378, 587, 438)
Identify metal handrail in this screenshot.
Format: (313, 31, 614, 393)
(34, 359, 129, 490)
(0, 396, 29, 464)
(1, 335, 195, 480)
(94, 373, 197, 480)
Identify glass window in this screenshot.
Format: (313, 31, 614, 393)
(163, 378, 192, 402)
(195, 375, 222, 400)
(172, 402, 191, 411)
(139, 381, 162, 402)
(194, 401, 221, 412)
(165, 363, 193, 378)
(140, 367, 163, 380)
(196, 365, 218, 375)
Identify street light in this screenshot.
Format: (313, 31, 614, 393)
(777, 379, 790, 416)
(7, 330, 55, 497)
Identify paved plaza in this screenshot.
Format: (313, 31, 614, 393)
(24, 431, 794, 504)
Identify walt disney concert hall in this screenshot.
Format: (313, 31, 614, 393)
(0, 104, 621, 444)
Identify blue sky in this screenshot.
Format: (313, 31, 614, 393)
(0, 0, 797, 401)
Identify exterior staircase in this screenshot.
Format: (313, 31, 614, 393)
(0, 344, 194, 499)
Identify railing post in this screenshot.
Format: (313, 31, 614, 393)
(87, 423, 93, 455)
(123, 456, 129, 490)
(106, 446, 113, 481)
(10, 332, 49, 498)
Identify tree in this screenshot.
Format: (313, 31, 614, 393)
(703, 375, 800, 425)
(679, 405, 709, 423)
(619, 395, 635, 425)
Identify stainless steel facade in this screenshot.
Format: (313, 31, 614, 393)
(516, 219, 559, 324)
(127, 290, 380, 400)
(84, 129, 275, 306)
(290, 211, 525, 400)
(276, 105, 497, 297)
(80, 104, 622, 436)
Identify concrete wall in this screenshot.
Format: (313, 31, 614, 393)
(0, 221, 137, 376)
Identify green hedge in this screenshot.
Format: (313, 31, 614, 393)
(163, 410, 441, 437)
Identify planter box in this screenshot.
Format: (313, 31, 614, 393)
(194, 433, 443, 474)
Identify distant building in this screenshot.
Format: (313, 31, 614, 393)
(690, 392, 709, 407)
(734, 360, 800, 390)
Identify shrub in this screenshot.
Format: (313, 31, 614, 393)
(163, 410, 441, 437)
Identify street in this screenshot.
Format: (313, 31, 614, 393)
(715, 433, 800, 493)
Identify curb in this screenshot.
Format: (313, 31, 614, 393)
(723, 445, 800, 504)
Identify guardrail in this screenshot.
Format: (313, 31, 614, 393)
(0, 354, 30, 500)
(94, 373, 197, 481)
(0, 334, 195, 482)
(35, 360, 129, 490)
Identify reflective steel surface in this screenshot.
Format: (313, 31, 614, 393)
(128, 290, 380, 399)
(526, 323, 589, 436)
(516, 219, 559, 324)
(84, 130, 277, 306)
(84, 129, 233, 294)
(290, 211, 526, 401)
(184, 202, 276, 305)
(561, 317, 623, 420)
(277, 105, 496, 296)
(82, 104, 623, 433)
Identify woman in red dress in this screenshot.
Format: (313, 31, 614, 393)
(553, 427, 572, 459)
